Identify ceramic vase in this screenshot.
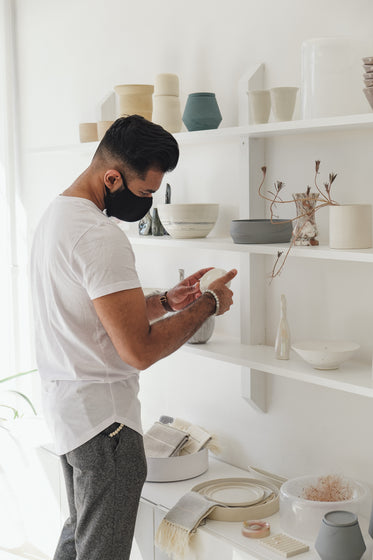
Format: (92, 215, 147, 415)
(154, 73, 180, 96)
(275, 294, 290, 360)
(177, 268, 215, 344)
(270, 87, 298, 121)
(315, 511, 366, 560)
(182, 92, 222, 131)
(329, 204, 372, 249)
(292, 193, 319, 246)
(301, 37, 370, 118)
(248, 90, 271, 124)
(114, 84, 154, 121)
(152, 95, 182, 133)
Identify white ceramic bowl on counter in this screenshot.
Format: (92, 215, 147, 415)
(157, 203, 219, 239)
(292, 340, 360, 370)
(280, 475, 371, 542)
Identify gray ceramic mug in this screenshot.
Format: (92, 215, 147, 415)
(315, 510, 366, 560)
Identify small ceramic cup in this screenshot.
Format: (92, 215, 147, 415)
(248, 90, 271, 124)
(79, 122, 98, 143)
(270, 87, 299, 121)
(97, 120, 114, 140)
(154, 73, 179, 96)
(315, 511, 366, 560)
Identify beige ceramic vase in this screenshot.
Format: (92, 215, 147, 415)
(114, 84, 154, 121)
(152, 73, 182, 133)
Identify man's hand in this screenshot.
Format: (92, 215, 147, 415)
(166, 267, 213, 311)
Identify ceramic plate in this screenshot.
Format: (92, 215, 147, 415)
(192, 477, 280, 522)
(197, 480, 265, 506)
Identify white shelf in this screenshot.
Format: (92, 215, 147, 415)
(181, 335, 373, 398)
(27, 112, 373, 154)
(129, 235, 373, 263)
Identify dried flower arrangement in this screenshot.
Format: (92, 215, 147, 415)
(301, 474, 353, 502)
(258, 160, 338, 278)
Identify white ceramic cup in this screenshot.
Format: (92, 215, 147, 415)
(79, 122, 98, 143)
(270, 87, 299, 121)
(248, 90, 271, 124)
(329, 204, 372, 249)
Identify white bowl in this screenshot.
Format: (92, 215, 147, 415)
(292, 340, 359, 370)
(146, 448, 208, 482)
(157, 203, 219, 239)
(280, 475, 371, 542)
(199, 268, 230, 292)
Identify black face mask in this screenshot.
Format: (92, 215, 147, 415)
(104, 174, 153, 222)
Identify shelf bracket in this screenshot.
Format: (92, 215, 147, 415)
(241, 366, 267, 412)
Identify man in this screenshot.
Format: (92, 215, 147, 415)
(30, 115, 237, 560)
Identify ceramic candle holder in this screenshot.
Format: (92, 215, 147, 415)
(114, 84, 154, 120)
(79, 122, 98, 143)
(248, 89, 271, 124)
(315, 511, 366, 560)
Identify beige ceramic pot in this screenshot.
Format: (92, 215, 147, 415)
(114, 84, 154, 120)
(79, 122, 98, 143)
(97, 120, 114, 140)
(154, 73, 179, 96)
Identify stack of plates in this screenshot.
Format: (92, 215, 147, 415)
(192, 477, 279, 522)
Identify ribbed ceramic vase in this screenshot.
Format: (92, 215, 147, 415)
(182, 92, 222, 131)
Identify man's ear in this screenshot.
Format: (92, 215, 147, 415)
(104, 169, 122, 191)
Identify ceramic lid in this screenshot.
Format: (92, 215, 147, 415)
(323, 510, 358, 527)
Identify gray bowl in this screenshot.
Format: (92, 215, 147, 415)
(230, 219, 293, 244)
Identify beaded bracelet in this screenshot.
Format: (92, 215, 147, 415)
(108, 423, 124, 438)
(204, 288, 220, 316)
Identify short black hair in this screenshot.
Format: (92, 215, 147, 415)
(95, 115, 179, 176)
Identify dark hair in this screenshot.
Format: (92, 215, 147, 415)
(95, 115, 179, 176)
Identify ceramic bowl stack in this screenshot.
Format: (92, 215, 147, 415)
(362, 57, 373, 110)
(152, 73, 182, 133)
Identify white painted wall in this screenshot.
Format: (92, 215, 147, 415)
(14, 0, 373, 491)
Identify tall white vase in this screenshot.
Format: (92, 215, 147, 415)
(301, 37, 371, 119)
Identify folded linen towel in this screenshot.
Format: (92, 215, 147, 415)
(155, 491, 219, 559)
(171, 418, 221, 455)
(143, 422, 189, 458)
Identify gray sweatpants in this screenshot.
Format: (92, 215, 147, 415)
(53, 423, 147, 560)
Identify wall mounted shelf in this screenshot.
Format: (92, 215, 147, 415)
(182, 335, 373, 399)
(129, 235, 373, 264)
(27, 111, 373, 155)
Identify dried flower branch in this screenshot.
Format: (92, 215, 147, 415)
(259, 161, 339, 278)
(302, 474, 353, 502)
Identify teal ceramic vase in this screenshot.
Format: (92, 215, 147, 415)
(182, 92, 222, 131)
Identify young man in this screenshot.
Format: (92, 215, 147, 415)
(30, 115, 237, 560)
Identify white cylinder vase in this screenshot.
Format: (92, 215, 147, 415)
(152, 95, 182, 133)
(329, 204, 372, 249)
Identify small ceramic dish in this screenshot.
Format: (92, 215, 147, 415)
(363, 56, 373, 64)
(292, 340, 360, 370)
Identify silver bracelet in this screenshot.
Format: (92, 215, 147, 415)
(204, 289, 220, 316)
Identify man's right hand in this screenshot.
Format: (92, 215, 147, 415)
(205, 269, 237, 315)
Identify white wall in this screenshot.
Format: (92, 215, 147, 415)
(14, 0, 373, 488)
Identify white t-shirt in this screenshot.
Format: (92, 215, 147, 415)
(30, 196, 142, 455)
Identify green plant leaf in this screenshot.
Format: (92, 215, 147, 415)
(7, 390, 37, 415)
(0, 368, 37, 384)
